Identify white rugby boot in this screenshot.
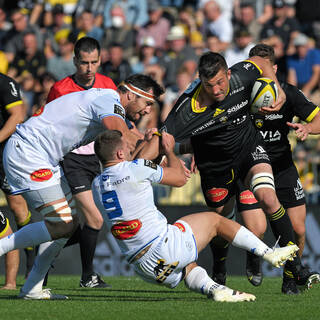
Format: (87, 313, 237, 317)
(207, 284, 256, 302)
(263, 245, 299, 268)
(18, 288, 68, 300)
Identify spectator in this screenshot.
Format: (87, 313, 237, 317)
(7, 31, 46, 82)
(160, 25, 198, 88)
(0, 8, 11, 50)
(76, 10, 104, 42)
(260, 0, 300, 53)
(46, 30, 76, 80)
(234, 2, 262, 43)
(205, 31, 224, 54)
(201, 0, 233, 53)
(136, 0, 171, 52)
(73, 0, 107, 27)
(287, 33, 320, 104)
(100, 42, 132, 85)
(102, 4, 136, 60)
(225, 27, 255, 67)
(3, 8, 43, 63)
(131, 36, 159, 74)
(103, 0, 148, 30)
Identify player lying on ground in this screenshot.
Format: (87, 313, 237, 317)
(91, 130, 298, 302)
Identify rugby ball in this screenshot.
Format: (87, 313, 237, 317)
(250, 78, 278, 113)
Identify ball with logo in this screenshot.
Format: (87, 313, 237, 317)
(250, 78, 278, 114)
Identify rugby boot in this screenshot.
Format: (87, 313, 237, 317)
(294, 266, 320, 291)
(262, 245, 299, 268)
(246, 251, 263, 286)
(79, 273, 111, 288)
(18, 288, 68, 300)
(207, 283, 256, 302)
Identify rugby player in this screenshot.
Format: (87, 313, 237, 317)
(91, 129, 298, 302)
(0, 74, 163, 300)
(46, 36, 117, 288)
(139, 51, 320, 291)
(234, 44, 320, 294)
(0, 73, 35, 288)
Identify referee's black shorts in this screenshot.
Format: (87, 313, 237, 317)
(60, 152, 101, 195)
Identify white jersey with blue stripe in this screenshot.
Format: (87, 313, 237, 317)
(92, 159, 167, 260)
(13, 88, 125, 165)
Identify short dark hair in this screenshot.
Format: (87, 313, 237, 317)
(74, 36, 100, 59)
(198, 51, 228, 80)
(249, 43, 276, 65)
(118, 74, 164, 99)
(94, 130, 123, 165)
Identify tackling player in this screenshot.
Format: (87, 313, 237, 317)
(0, 74, 163, 300)
(91, 129, 298, 302)
(46, 36, 117, 288)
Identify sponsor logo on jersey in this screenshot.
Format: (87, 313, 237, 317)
(213, 108, 225, 117)
(111, 219, 142, 240)
(154, 259, 179, 283)
(30, 169, 53, 182)
(206, 188, 228, 202)
(32, 106, 44, 117)
(255, 119, 264, 128)
(114, 104, 125, 119)
(259, 130, 281, 142)
(220, 116, 228, 123)
(227, 100, 248, 114)
(173, 222, 186, 232)
(144, 159, 157, 170)
(294, 179, 305, 200)
(192, 119, 216, 135)
(251, 145, 269, 161)
(239, 190, 258, 204)
(9, 81, 18, 97)
(231, 115, 247, 126)
(229, 86, 244, 96)
(265, 114, 283, 120)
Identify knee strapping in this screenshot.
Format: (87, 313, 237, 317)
(40, 200, 73, 222)
(250, 172, 275, 194)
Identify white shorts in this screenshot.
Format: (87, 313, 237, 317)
(3, 137, 62, 194)
(132, 220, 198, 288)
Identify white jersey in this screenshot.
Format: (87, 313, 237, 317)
(13, 88, 125, 166)
(92, 159, 167, 261)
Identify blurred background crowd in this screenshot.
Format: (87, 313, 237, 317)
(1, 0, 320, 205)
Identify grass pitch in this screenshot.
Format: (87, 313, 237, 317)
(0, 275, 318, 320)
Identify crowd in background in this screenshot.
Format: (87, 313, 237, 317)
(1, 0, 320, 204)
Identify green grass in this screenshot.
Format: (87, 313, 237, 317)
(0, 275, 318, 320)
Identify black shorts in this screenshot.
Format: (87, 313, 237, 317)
(201, 139, 271, 208)
(236, 164, 306, 212)
(60, 152, 101, 195)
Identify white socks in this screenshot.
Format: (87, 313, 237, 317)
(232, 226, 272, 256)
(0, 221, 51, 256)
(185, 266, 223, 295)
(21, 237, 68, 294)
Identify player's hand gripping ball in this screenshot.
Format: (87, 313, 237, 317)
(250, 78, 278, 113)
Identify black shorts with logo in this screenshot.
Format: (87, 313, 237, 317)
(201, 138, 271, 208)
(236, 164, 305, 212)
(60, 152, 101, 195)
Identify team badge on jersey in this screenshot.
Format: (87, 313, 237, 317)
(114, 104, 125, 119)
(255, 118, 264, 128)
(144, 159, 157, 170)
(206, 187, 228, 202)
(111, 219, 142, 240)
(30, 169, 53, 182)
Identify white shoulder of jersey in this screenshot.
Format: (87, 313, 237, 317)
(128, 159, 163, 184)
